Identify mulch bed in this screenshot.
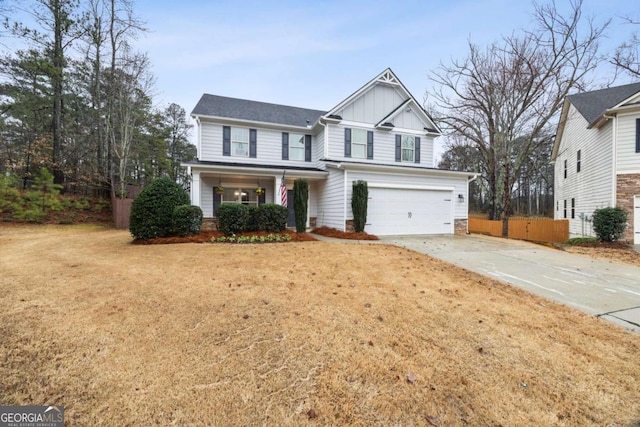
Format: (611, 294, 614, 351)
(311, 226, 379, 240)
(132, 229, 318, 245)
(571, 241, 631, 249)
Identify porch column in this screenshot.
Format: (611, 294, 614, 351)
(191, 169, 201, 208)
(273, 175, 283, 205)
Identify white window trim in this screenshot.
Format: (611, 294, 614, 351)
(221, 187, 259, 206)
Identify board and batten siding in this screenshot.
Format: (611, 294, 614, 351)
(554, 104, 614, 237)
(326, 123, 434, 166)
(336, 84, 405, 124)
(616, 112, 640, 174)
(393, 108, 428, 132)
(346, 171, 468, 220)
(315, 167, 346, 230)
(198, 120, 317, 168)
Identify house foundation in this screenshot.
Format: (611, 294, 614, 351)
(616, 174, 640, 243)
(454, 219, 468, 235)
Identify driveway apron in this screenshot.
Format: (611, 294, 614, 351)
(381, 234, 640, 333)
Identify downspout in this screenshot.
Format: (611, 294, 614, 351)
(344, 168, 348, 231)
(604, 113, 617, 207)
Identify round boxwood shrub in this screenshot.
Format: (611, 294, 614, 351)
(216, 203, 249, 235)
(172, 204, 203, 236)
(130, 177, 190, 239)
(257, 203, 287, 232)
(592, 206, 628, 242)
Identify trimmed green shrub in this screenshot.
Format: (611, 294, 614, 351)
(592, 207, 628, 242)
(245, 205, 259, 232)
(257, 203, 287, 232)
(172, 205, 203, 236)
(293, 179, 309, 233)
(130, 177, 190, 239)
(216, 203, 249, 235)
(351, 180, 368, 232)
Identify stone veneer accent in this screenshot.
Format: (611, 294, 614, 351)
(309, 217, 317, 229)
(201, 218, 217, 231)
(454, 219, 468, 235)
(616, 174, 640, 243)
(345, 220, 355, 233)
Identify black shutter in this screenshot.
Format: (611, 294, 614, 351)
(223, 126, 231, 156)
(415, 137, 421, 163)
(282, 132, 289, 160)
(213, 191, 221, 217)
(636, 119, 640, 153)
(305, 135, 312, 162)
(344, 128, 351, 157)
(249, 129, 257, 158)
(395, 135, 401, 161)
(367, 131, 374, 159)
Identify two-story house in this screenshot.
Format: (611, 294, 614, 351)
(185, 68, 477, 235)
(552, 82, 640, 244)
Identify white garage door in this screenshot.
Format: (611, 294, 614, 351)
(366, 188, 454, 235)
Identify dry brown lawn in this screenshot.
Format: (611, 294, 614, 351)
(1, 224, 639, 426)
(564, 245, 640, 267)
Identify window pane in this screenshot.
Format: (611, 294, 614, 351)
(352, 144, 366, 158)
(402, 149, 414, 162)
(231, 127, 249, 142)
(232, 142, 249, 156)
(402, 135, 414, 149)
(290, 134, 305, 161)
(352, 129, 367, 143)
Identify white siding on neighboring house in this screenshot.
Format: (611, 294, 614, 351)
(346, 171, 469, 220)
(198, 120, 315, 168)
(616, 112, 640, 174)
(336, 84, 405, 123)
(315, 167, 346, 230)
(313, 128, 325, 167)
(554, 104, 614, 237)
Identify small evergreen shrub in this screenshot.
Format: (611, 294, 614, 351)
(130, 177, 190, 239)
(245, 205, 259, 232)
(351, 180, 368, 233)
(172, 205, 203, 236)
(592, 207, 628, 242)
(257, 203, 287, 232)
(216, 203, 249, 235)
(293, 179, 309, 233)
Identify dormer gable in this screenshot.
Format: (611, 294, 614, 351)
(324, 68, 441, 135)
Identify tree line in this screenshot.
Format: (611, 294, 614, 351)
(431, 0, 639, 233)
(0, 0, 195, 197)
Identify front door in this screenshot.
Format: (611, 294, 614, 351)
(287, 190, 295, 227)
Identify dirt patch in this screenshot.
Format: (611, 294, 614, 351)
(1, 225, 639, 426)
(564, 244, 640, 267)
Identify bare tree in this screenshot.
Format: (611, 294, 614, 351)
(430, 0, 607, 235)
(612, 17, 640, 79)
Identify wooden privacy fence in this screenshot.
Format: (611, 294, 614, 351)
(468, 216, 569, 243)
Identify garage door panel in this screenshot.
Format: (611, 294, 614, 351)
(367, 188, 453, 235)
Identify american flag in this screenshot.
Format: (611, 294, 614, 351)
(280, 173, 287, 207)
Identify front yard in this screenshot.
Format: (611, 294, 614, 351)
(1, 225, 639, 426)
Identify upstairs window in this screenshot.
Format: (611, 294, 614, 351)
(577, 150, 581, 172)
(401, 135, 415, 162)
(231, 128, 249, 157)
(223, 126, 256, 158)
(289, 133, 305, 161)
(564, 160, 567, 179)
(351, 129, 367, 158)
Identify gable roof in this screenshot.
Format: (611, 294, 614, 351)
(552, 82, 640, 162)
(568, 82, 640, 127)
(326, 68, 442, 134)
(192, 94, 326, 128)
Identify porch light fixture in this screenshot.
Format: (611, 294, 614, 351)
(458, 194, 465, 202)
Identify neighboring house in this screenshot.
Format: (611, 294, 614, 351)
(552, 82, 640, 243)
(185, 68, 477, 235)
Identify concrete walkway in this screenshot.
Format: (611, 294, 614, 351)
(380, 234, 640, 334)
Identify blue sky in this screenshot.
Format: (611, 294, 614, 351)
(136, 0, 638, 118)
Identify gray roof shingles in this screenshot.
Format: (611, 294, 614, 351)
(191, 94, 326, 128)
(568, 82, 640, 124)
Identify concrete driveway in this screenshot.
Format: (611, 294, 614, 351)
(381, 234, 640, 333)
